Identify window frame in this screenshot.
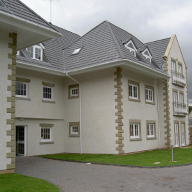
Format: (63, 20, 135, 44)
(16, 81, 28, 98)
(42, 82, 55, 103)
(146, 121, 156, 139)
(69, 122, 80, 137)
(124, 40, 137, 57)
(145, 85, 155, 104)
(129, 120, 141, 141)
(43, 86, 53, 101)
(39, 124, 54, 144)
(128, 80, 140, 102)
(41, 127, 52, 141)
(68, 84, 79, 99)
(26, 45, 43, 61)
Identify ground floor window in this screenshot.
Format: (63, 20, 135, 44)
(130, 123, 140, 139)
(147, 123, 155, 138)
(69, 122, 80, 137)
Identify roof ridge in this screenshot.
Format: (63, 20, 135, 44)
(16, 0, 58, 33)
(105, 21, 125, 59)
(107, 21, 144, 46)
(50, 24, 80, 37)
(145, 37, 171, 44)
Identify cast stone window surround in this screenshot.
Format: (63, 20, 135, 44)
(42, 82, 55, 104)
(146, 120, 156, 140)
(145, 85, 155, 104)
(15, 77, 31, 101)
(129, 120, 141, 141)
(69, 122, 80, 137)
(39, 123, 54, 145)
(68, 84, 79, 99)
(128, 80, 140, 102)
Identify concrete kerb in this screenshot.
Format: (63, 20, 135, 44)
(41, 157, 192, 169)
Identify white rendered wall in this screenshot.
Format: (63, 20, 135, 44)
(122, 68, 160, 153)
(15, 68, 65, 156)
(63, 68, 117, 154)
(0, 30, 12, 170)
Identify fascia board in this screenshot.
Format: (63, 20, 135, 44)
(16, 62, 64, 76)
(0, 11, 62, 38)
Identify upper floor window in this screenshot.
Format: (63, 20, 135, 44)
(128, 80, 140, 101)
(43, 86, 52, 100)
(16, 81, 28, 98)
(26, 44, 44, 61)
(124, 40, 137, 57)
(172, 60, 176, 73)
(142, 48, 152, 62)
(145, 85, 154, 104)
(68, 84, 79, 99)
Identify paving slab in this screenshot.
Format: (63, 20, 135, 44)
(15, 157, 192, 192)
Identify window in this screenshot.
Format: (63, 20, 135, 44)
(142, 48, 152, 62)
(72, 48, 82, 55)
(124, 40, 137, 57)
(147, 124, 155, 138)
(42, 82, 55, 103)
(16, 51, 20, 55)
(130, 123, 140, 139)
(145, 85, 154, 104)
(68, 84, 79, 99)
(39, 124, 54, 144)
(26, 44, 43, 61)
(172, 60, 176, 73)
(69, 122, 80, 137)
(41, 127, 51, 141)
(43, 86, 52, 100)
(16, 81, 28, 98)
(178, 64, 182, 75)
(128, 80, 140, 101)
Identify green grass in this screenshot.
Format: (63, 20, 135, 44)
(0, 173, 59, 192)
(39, 147, 192, 167)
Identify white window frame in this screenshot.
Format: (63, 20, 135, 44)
(70, 125, 79, 135)
(145, 88, 153, 103)
(142, 48, 152, 62)
(70, 87, 78, 97)
(16, 81, 28, 98)
(147, 123, 155, 138)
(41, 127, 52, 141)
(172, 60, 176, 73)
(43, 86, 53, 101)
(130, 123, 140, 139)
(26, 45, 43, 61)
(129, 83, 138, 100)
(124, 40, 137, 57)
(16, 51, 20, 55)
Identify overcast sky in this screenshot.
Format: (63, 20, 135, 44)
(21, 0, 192, 102)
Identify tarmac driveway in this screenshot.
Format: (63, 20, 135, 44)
(15, 156, 192, 192)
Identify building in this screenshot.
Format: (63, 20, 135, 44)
(0, 0, 189, 174)
(15, 21, 189, 156)
(0, 0, 61, 174)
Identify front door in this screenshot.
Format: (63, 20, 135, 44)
(181, 123, 185, 146)
(174, 124, 179, 147)
(16, 126, 25, 156)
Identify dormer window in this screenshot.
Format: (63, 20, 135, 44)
(142, 48, 152, 62)
(16, 51, 20, 56)
(26, 44, 44, 61)
(124, 40, 137, 57)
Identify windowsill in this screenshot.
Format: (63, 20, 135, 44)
(128, 98, 140, 102)
(39, 141, 54, 145)
(130, 138, 142, 141)
(42, 99, 55, 104)
(68, 96, 79, 99)
(147, 137, 157, 140)
(69, 134, 80, 137)
(145, 101, 155, 105)
(16, 97, 31, 101)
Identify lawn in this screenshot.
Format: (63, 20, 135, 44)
(40, 147, 192, 167)
(0, 173, 59, 192)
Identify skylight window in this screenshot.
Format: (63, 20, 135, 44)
(72, 48, 81, 55)
(124, 40, 137, 57)
(142, 48, 152, 62)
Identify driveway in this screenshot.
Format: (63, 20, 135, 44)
(15, 157, 192, 192)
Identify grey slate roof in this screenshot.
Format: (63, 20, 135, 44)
(63, 21, 169, 76)
(0, 0, 57, 32)
(145, 38, 171, 67)
(16, 24, 80, 71)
